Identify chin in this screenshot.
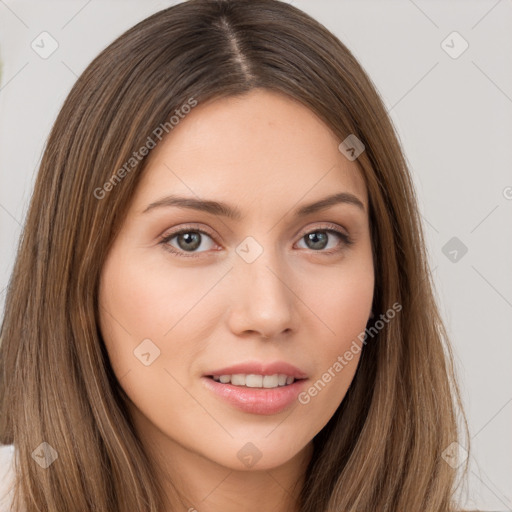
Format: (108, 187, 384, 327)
(204, 438, 310, 472)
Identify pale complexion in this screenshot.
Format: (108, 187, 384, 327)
(98, 89, 374, 512)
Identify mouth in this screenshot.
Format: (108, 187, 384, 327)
(201, 361, 309, 414)
(201, 374, 309, 415)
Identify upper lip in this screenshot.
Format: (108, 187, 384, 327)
(205, 361, 308, 379)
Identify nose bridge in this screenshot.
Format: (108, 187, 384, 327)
(230, 234, 296, 336)
(236, 234, 290, 301)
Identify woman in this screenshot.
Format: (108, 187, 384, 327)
(0, 0, 471, 510)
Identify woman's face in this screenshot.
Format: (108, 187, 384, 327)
(98, 88, 374, 472)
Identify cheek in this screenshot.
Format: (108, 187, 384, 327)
(328, 270, 374, 341)
(97, 248, 212, 427)
(304, 252, 374, 347)
(99, 246, 220, 340)
(296, 256, 374, 414)
(97, 246, 228, 384)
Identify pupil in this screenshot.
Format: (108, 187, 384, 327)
(178, 232, 201, 251)
(306, 231, 327, 250)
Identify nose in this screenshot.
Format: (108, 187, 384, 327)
(226, 246, 298, 340)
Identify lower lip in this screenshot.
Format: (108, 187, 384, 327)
(201, 376, 308, 415)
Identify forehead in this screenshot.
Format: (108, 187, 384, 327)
(132, 89, 368, 215)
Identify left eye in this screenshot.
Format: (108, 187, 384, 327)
(296, 229, 351, 252)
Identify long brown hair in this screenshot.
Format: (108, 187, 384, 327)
(0, 0, 470, 510)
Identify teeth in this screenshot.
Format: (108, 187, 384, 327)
(211, 373, 297, 388)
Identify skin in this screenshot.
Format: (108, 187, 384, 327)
(98, 88, 374, 512)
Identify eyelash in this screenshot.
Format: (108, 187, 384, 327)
(159, 223, 354, 259)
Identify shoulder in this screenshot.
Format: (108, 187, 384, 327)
(0, 444, 16, 511)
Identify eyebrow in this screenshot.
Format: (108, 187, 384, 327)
(142, 192, 365, 219)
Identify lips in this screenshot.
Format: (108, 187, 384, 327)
(201, 360, 309, 415)
(201, 375, 308, 415)
(204, 361, 308, 380)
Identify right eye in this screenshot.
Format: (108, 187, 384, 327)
(159, 226, 219, 258)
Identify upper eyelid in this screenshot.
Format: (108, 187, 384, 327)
(162, 224, 217, 242)
(297, 223, 348, 237)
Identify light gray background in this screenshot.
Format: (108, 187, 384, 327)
(0, 1, 511, 510)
